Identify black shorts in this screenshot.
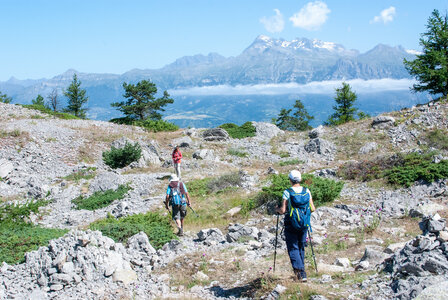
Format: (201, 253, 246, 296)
(172, 204, 187, 220)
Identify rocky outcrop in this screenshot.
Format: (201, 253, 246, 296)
(201, 128, 230, 141)
(372, 116, 396, 129)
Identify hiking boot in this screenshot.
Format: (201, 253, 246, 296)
(298, 270, 307, 282)
(177, 228, 184, 236)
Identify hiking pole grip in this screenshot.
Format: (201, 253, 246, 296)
(273, 214, 279, 273)
(308, 227, 318, 273)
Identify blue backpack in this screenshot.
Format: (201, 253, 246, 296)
(169, 182, 186, 206)
(286, 187, 312, 232)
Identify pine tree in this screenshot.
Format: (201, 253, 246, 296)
(64, 74, 88, 118)
(0, 92, 12, 104)
(32, 94, 45, 107)
(404, 10, 448, 98)
(275, 99, 314, 131)
(325, 82, 358, 126)
(111, 80, 174, 121)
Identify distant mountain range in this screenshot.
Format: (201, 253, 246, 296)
(0, 35, 422, 125)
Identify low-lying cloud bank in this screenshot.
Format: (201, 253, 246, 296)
(170, 78, 415, 96)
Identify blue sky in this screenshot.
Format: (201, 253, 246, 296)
(1, 0, 447, 81)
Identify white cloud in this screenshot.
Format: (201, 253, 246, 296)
(169, 79, 416, 96)
(371, 6, 396, 24)
(260, 9, 285, 33)
(289, 1, 330, 31)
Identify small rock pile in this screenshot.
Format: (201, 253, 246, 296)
(382, 214, 448, 299)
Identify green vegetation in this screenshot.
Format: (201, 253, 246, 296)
(188, 172, 242, 198)
(339, 152, 448, 187)
(111, 80, 174, 121)
(0, 129, 23, 138)
(325, 82, 368, 126)
(385, 152, 448, 187)
(425, 128, 448, 150)
(248, 173, 344, 211)
(404, 9, 448, 97)
(0, 200, 67, 264)
(64, 74, 89, 119)
(0, 91, 12, 103)
(89, 212, 176, 249)
(274, 99, 314, 131)
(227, 148, 248, 157)
(135, 119, 179, 132)
(72, 184, 131, 210)
(102, 142, 142, 169)
(219, 121, 256, 139)
(279, 159, 303, 167)
(20, 104, 80, 120)
(63, 167, 97, 182)
(31, 94, 45, 107)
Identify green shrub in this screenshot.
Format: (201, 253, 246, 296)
(0, 223, 67, 264)
(339, 152, 448, 187)
(0, 200, 48, 223)
(20, 104, 80, 120)
(425, 129, 448, 150)
(219, 122, 256, 139)
(252, 173, 344, 209)
(227, 148, 248, 157)
(63, 167, 97, 182)
(102, 142, 142, 169)
(134, 119, 179, 132)
(89, 212, 176, 249)
(385, 153, 448, 187)
(0, 200, 67, 264)
(72, 184, 131, 210)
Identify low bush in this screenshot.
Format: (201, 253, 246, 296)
(252, 173, 344, 209)
(89, 212, 176, 249)
(385, 152, 448, 187)
(102, 142, 142, 169)
(72, 184, 131, 210)
(109, 117, 179, 132)
(134, 119, 179, 132)
(219, 122, 256, 139)
(425, 129, 448, 150)
(0, 200, 67, 264)
(20, 104, 80, 120)
(63, 167, 97, 182)
(339, 152, 448, 187)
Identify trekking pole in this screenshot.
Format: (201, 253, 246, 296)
(188, 204, 199, 217)
(273, 214, 279, 272)
(307, 227, 318, 273)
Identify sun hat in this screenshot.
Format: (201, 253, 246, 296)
(170, 174, 179, 182)
(288, 170, 302, 182)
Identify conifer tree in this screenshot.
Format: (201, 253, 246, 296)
(275, 99, 314, 131)
(32, 94, 45, 107)
(325, 82, 358, 126)
(64, 74, 88, 118)
(112, 80, 174, 121)
(404, 9, 448, 98)
(0, 92, 12, 104)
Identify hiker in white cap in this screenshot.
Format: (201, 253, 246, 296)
(276, 170, 315, 282)
(164, 174, 191, 236)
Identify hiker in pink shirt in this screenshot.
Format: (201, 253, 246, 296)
(172, 146, 182, 178)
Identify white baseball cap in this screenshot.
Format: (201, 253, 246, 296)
(170, 174, 179, 182)
(288, 170, 302, 182)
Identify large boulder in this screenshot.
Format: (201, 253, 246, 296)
(251, 122, 282, 140)
(89, 172, 123, 193)
(372, 115, 396, 129)
(308, 125, 324, 139)
(110, 137, 161, 168)
(192, 149, 215, 160)
(226, 223, 259, 243)
(201, 128, 230, 141)
(304, 138, 336, 158)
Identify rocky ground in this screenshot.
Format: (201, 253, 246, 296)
(0, 100, 448, 299)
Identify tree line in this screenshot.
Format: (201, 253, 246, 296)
(1, 9, 447, 130)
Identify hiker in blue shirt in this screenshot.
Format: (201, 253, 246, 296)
(276, 170, 315, 282)
(164, 174, 191, 236)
